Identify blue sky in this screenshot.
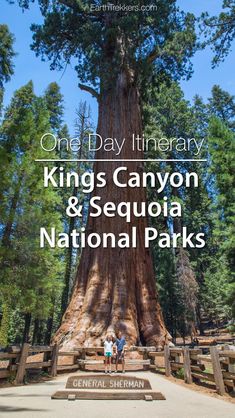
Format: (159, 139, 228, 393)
(1, 1, 234, 132)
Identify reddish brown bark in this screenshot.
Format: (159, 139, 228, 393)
(54, 70, 167, 349)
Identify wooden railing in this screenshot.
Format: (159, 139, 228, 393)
(147, 345, 235, 395)
(0, 344, 127, 384)
(0, 343, 234, 395)
(0, 344, 60, 384)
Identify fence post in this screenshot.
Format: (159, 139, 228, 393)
(15, 343, 30, 384)
(143, 348, 149, 370)
(164, 345, 171, 377)
(183, 348, 192, 384)
(8, 347, 20, 374)
(51, 344, 59, 377)
(210, 346, 225, 395)
(79, 348, 86, 371)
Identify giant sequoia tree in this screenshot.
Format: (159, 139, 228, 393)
(12, 0, 196, 348)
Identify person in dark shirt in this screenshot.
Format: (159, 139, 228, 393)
(114, 331, 126, 373)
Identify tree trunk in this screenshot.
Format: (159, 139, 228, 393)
(32, 319, 39, 345)
(0, 303, 10, 347)
(54, 70, 167, 349)
(2, 178, 22, 247)
(60, 113, 86, 317)
(22, 313, 31, 344)
(32, 319, 44, 344)
(44, 315, 54, 345)
(44, 299, 55, 345)
(60, 220, 75, 317)
(196, 305, 205, 336)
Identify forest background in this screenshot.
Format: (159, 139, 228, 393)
(0, 0, 234, 346)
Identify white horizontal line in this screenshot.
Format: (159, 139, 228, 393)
(35, 159, 207, 162)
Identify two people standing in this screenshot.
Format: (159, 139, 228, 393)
(104, 331, 126, 374)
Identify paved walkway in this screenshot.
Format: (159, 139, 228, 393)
(0, 371, 234, 418)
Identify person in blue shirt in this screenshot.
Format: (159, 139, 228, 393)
(114, 331, 126, 373)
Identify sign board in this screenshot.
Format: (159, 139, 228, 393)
(66, 374, 152, 390)
(52, 374, 166, 401)
(52, 390, 165, 400)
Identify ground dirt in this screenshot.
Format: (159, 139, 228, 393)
(0, 370, 234, 418)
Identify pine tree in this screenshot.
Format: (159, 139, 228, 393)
(44, 82, 64, 133)
(60, 102, 93, 317)
(201, 0, 235, 67)
(143, 80, 201, 339)
(206, 117, 235, 318)
(0, 82, 63, 344)
(0, 24, 15, 113)
(208, 85, 235, 130)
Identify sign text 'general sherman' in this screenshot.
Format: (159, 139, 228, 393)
(66, 375, 152, 390)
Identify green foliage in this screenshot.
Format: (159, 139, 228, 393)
(208, 85, 235, 130)
(0, 81, 64, 344)
(1, 1, 234, 342)
(175, 248, 198, 337)
(44, 82, 64, 133)
(145, 80, 235, 336)
(0, 303, 10, 346)
(201, 0, 235, 67)
(208, 118, 234, 251)
(175, 367, 184, 380)
(0, 72, 94, 344)
(11, 1, 196, 88)
(202, 255, 231, 320)
(207, 117, 235, 317)
(59, 101, 93, 317)
(144, 80, 202, 338)
(208, 118, 235, 220)
(0, 24, 15, 113)
(0, 24, 15, 87)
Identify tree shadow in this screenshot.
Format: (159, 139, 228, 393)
(0, 405, 50, 413)
(0, 393, 52, 397)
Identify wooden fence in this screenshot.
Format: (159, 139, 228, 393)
(0, 344, 77, 384)
(148, 345, 235, 395)
(0, 344, 234, 395)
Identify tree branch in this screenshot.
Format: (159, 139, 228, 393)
(58, 0, 103, 21)
(204, 18, 235, 28)
(147, 49, 159, 63)
(78, 84, 100, 100)
(58, 0, 79, 10)
(146, 47, 165, 64)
